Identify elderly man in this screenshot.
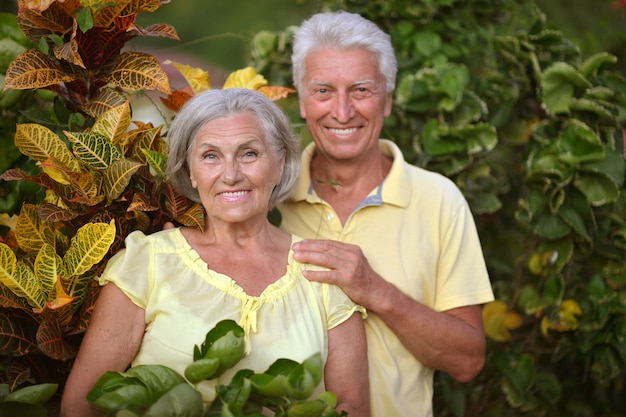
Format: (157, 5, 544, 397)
(279, 10, 494, 417)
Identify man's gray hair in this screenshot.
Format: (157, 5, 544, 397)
(291, 10, 397, 94)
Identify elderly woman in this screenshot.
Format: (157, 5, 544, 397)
(60, 88, 370, 417)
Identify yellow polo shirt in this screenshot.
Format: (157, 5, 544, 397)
(99, 228, 364, 403)
(277, 140, 494, 417)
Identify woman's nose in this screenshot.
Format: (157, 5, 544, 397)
(222, 158, 242, 183)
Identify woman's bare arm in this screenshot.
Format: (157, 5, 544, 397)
(60, 283, 145, 417)
(324, 313, 370, 417)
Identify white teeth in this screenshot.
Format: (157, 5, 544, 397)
(329, 127, 358, 135)
(220, 191, 247, 197)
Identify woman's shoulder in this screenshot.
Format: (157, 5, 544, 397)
(123, 227, 184, 253)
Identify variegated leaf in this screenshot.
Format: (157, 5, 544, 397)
(0, 214, 18, 231)
(223, 66, 267, 90)
(82, 87, 128, 118)
(16, 204, 56, 253)
(0, 243, 17, 285)
(39, 158, 73, 185)
(36, 314, 77, 360)
(0, 261, 46, 309)
(90, 0, 131, 27)
(103, 158, 143, 203)
(176, 203, 205, 232)
(126, 125, 164, 158)
(91, 101, 132, 142)
(33, 280, 75, 319)
(129, 192, 159, 212)
(65, 131, 124, 170)
(160, 88, 193, 112)
(17, 0, 57, 13)
(34, 243, 60, 300)
(53, 21, 86, 69)
(257, 85, 296, 101)
(3, 49, 75, 90)
(141, 148, 166, 177)
(38, 202, 80, 223)
(164, 60, 210, 94)
(0, 284, 32, 310)
(14, 124, 81, 171)
(136, 23, 180, 41)
(0, 309, 37, 355)
(105, 51, 171, 94)
(162, 182, 191, 219)
(68, 170, 104, 206)
(62, 220, 116, 280)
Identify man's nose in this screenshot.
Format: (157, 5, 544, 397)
(331, 92, 355, 122)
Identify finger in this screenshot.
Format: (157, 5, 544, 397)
(302, 268, 336, 284)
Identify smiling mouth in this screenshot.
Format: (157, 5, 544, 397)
(328, 127, 358, 135)
(219, 191, 248, 197)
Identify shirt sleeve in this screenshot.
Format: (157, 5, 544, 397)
(98, 230, 154, 309)
(435, 195, 494, 311)
(321, 282, 367, 330)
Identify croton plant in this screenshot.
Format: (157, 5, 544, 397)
(0, 0, 294, 412)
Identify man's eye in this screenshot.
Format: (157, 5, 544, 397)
(244, 150, 258, 158)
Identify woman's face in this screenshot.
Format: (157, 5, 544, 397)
(188, 112, 284, 226)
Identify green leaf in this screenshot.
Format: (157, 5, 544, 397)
(195, 320, 245, 377)
(580, 52, 617, 80)
(301, 353, 323, 387)
(286, 366, 317, 400)
(125, 365, 187, 396)
(421, 120, 466, 157)
(286, 400, 326, 417)
(87, 371, 149, 410)
(184, 358, 221, 384)
(543, 275, 565, 304)
(414, 31, 442, 57)
(143, 383, 203, 417)
(3, 383, 57, 405)
(250, 373, 290, 397)
(501, 354, 535, 408)
(534, 372, 562, 405)
(541, 62, 591, 114)
(574, 172, 620, 206)
(557, 121, 605, 165)
(75, 7, 94, 33)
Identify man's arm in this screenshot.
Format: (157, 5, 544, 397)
(293, 239, 486, 382)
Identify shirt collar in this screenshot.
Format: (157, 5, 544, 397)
(288, 140, 411, 208)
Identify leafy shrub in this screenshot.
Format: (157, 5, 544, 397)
(87, 320, 345, 417)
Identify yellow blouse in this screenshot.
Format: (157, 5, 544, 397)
(99, 228, 363, 401)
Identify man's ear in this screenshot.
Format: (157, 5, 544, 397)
(299, 97, 307, 119)
(384, 92, 393, 118)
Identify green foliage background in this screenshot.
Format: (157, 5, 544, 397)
(246, 1, 626, 416)
(1, 0, 626, 416)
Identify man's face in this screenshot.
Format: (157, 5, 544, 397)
(299, 47, 393, 162)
